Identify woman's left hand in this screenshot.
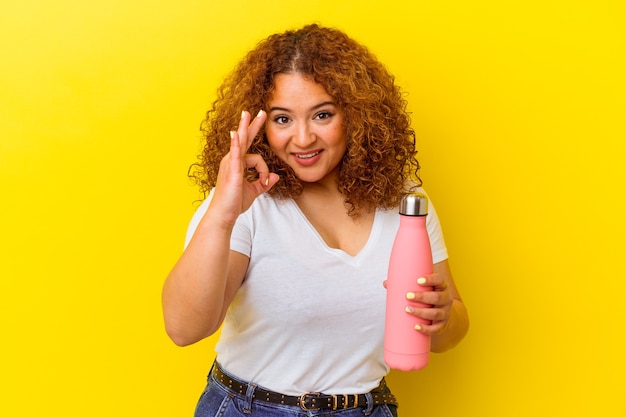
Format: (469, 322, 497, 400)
(383, 259, 468, 351)
(404, 273, 453, 335)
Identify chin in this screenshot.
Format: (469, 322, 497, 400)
(295, 174, 321, 183)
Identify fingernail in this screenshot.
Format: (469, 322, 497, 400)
(414, 324, 422, 331)
(241, 110, 245, 119)
(257, 109, 264, 118)
(264, 177, 269, 186)
(229, 131, 235, 139)
(417, 277, 427, 285)
(406, 292, 416, 300)
(405, 306, 414, 313)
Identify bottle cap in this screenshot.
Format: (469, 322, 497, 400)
(399, 192, 428, 216)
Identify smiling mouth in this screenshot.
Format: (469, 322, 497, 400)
(294, 150, 322, 159)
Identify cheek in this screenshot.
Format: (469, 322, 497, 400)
(265, 129, 280, 149)
(330, 128, 348, 151)
(265, 130, 287, 158)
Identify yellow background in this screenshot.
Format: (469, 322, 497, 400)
(1, 0, 624, 415)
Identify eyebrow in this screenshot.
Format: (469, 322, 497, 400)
(268, 101, 336, 113)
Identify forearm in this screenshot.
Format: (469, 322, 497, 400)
(431, 298, 469, 353)
(162, 212, 235, 346)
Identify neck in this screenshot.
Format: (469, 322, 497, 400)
(300, 167, 340, 194)
(299, 175, 343, 204)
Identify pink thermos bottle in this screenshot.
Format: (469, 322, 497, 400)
(384, 192, 433, 371)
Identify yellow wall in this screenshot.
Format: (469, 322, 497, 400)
(1, 1, 624, 415)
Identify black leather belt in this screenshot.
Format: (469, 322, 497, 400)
(211, 362, 398, 411)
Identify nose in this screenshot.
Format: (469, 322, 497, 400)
(292, 121, 316, 148)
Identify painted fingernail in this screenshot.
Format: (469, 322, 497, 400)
(264, 177, 269, 186)
(414, 324, 422, 331)
(257, 109, 264, 118)
(405, 306, 414, 313)
(406, 292, 416, 300)
(241, 110, 245, 119)
(229, 131, 235, 139)
(417, 277, 427, 285)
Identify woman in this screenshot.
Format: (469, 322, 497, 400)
(162, 24, 469, 416)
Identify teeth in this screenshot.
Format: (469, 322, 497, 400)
(296, 151, 320, 159)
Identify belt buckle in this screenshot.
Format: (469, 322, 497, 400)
(300, 392, 343, 411)
(299, 392, 321, 411)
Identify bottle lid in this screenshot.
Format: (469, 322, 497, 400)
(399, 192, 428, 216)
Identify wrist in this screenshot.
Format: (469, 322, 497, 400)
(431, 298, 469, 353)
(202, 203, 239, 232)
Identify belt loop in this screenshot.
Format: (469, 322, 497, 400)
(363, 392, 374, 416)
(243, 382, 257, 414)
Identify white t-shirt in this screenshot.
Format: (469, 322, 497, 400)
(185, 188, 448, 395)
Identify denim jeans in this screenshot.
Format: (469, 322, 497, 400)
(194, 366, 399, 417)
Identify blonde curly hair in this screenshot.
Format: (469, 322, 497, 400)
(190, 24, 421, 215)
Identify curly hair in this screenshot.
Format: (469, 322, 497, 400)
(190, 24, 421, 215)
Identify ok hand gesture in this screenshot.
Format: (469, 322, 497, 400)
(211, 110, 279, 227)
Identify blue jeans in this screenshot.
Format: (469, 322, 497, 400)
(194, 366, 399, 417)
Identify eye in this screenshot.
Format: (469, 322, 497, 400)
(314, 111, 333, 120)
(273, 115, 290, 125)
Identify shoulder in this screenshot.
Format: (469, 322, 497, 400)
(184, 190, 214, 248)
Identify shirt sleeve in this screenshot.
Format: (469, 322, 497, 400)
(423, 189, 449, 263)
(183, 188, 252, 257)
(183, 190, 213, 249)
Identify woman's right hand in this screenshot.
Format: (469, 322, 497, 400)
(211, 110, 279, 227)
(163, 110, 279, 346)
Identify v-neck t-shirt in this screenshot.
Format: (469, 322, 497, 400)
(184, 188, 448, 395)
